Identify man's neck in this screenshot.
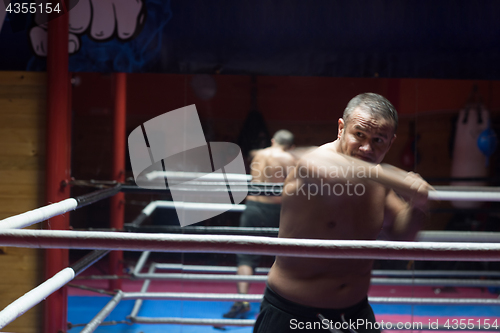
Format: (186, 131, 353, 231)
(330, 139, 342, 154)
(271, 144, 286, 152)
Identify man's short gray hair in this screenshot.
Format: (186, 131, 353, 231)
(273, 129, 294, 148)
(343, 93, 398, 132)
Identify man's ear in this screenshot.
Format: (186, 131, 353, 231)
(337, 118, 345, 139)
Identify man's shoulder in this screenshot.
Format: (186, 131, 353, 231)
(316, 142, 337, 153)
(300, 142, 338, 161)
(251, 147, 271, 159)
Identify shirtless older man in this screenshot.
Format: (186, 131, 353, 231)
(254, 93, 432, 332)
(224, 129, 297, 318)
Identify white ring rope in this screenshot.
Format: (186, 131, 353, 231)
(417, 231, 500, 243)
(135, 272, 268, 282)
(79, 291, 124, 333)
(428, 190, 500, 202)
(125, 292, 500, 327)
(154, 263, 268, 273)
(149, 263, 500, 277)
(138, 201, 246, 218)
(155, 201, 246, 212)
(433, 185, 500, 192)
(130, 316, 255, 326)
(126, 317, 490, 329)
(0, 267, 75, 328)
(3, 184, 499, 329)
(3, 185, 500, 231)
(145, 171, 252, 182)
(127, 317, 496, 329)
(0, 198, 77, 230)
(130, 272, 500, 287)
(121, 292, 500, 305)
(371, 269, 500, 277)
(1, 230, 500, 261)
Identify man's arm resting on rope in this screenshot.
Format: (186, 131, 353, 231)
(300, 148, 432, 199)
(298, 149, 432, 240)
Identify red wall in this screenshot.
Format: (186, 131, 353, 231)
(71, 73, 500, 179)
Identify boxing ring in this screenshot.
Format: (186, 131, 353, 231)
(1, 182, 500, 331)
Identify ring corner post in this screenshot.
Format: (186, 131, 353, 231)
(109, 72, 127, 291)
(44, 1, 71, 332)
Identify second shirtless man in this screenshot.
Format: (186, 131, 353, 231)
(224, 129, 297, 319)
(254, 93, 432, 332)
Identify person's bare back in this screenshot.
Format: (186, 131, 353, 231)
(248, 146, 296, 204)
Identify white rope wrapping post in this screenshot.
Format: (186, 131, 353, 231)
(142, 202, 158, 217)
(0, 267, 75, 328)
(0, 198, 77, 229)
(127, 203, 158, 228)
(1, 230, 500, 261)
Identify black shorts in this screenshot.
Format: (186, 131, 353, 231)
(236, 200, 281, 269)
(254, 285, 380, 333)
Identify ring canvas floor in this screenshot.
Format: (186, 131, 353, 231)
(67, 277, 500, 333)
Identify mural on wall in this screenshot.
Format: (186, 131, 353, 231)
(0, 0, 171, 72)
(1, 1, 500, 79)
(29, 0, 147, 57)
